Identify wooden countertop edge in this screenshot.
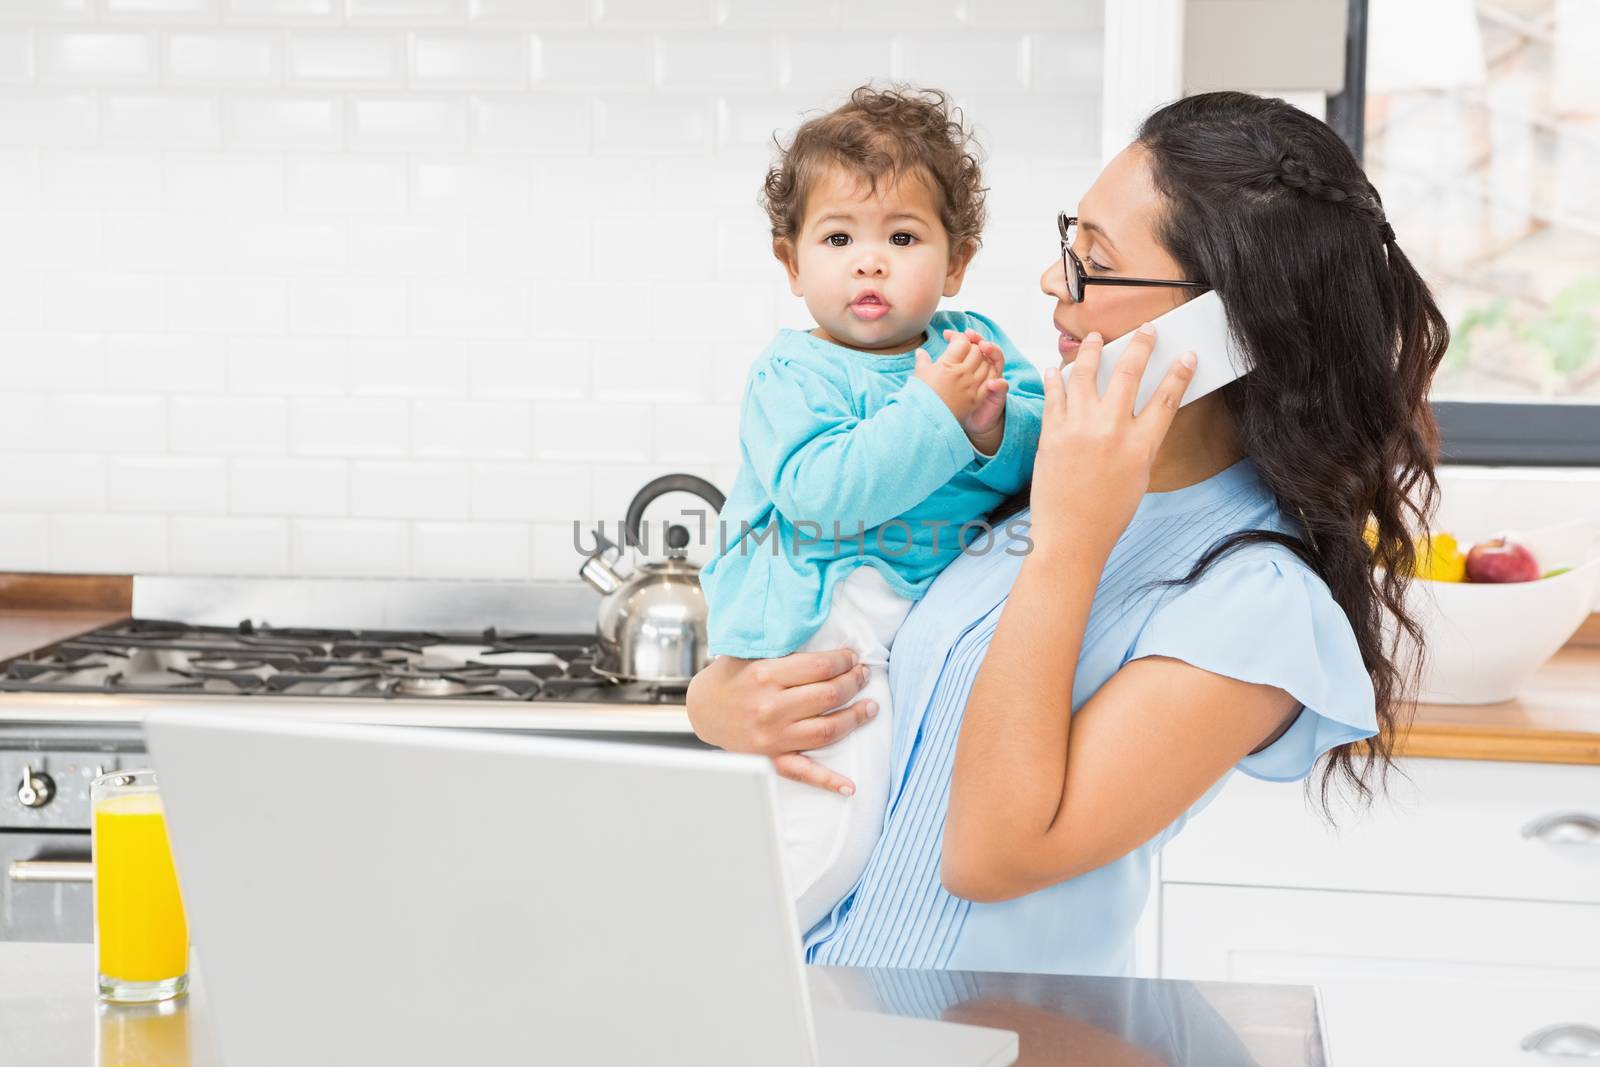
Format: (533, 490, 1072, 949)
(1394, 724, 1600, 765)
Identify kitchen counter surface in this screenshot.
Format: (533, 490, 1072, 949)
(5, 942, 1328, 1067)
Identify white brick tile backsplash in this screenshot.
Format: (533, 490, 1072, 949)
(592, 342, 710, 404)
(227, 217, 347, 275)
(172, 395, 288, 454)
(0, 1, 93, 23)
(717, 0, 840, 28)
(43, 152, 163, 210)
(0, 333, 106, 390)
(411, 156, 530, 215)
(469, 218, 589, 278)
(168, 275, 289, 334)
(230, 456, 347, 514)
(468, 93, 590, 153)
(51, 394, 167, 452)
(0, 90, 98, 146)
(409, 277, 528, 339)
(285, 32, 404, 86)
(0, 4, 1105, 578)
(351, 458, 471, 518)
(169, 516, 289, 575)
(103, 212, 226, 272)
(223, 0, 339, 23)
(289, 276, 408, 336)
(0, 33, 33, 85)
(652, 402, 738, 465)
(105, 334, 228, 392)
(37, 31, 157, 85)
(350, 96, 468, 151)
(166, 152, 285, 213)
(594, 95, 713, 154)
(411, 32, 532, 88)
(413, 399, 532, 458)
(529, 32, 652, 92)
(411, 521, 529, 578)
(109, 455, 227, 513)
(468, 0, 588, 26)
(289, 156, 408, 214)
(655, 33, 778, 92)
(776, 34, 894, 93)
(290, 397, 409, 456)
(349, 336, 468, 396)
(349, 218, 470, 276)
(594, 0, 713, 28)
(228, 335, 347, 393)
(526, 282, 650, 341)
(228, 95, 342, 149)
(347, 0, 467, 25)
(0, 455, 106, 512)
(47, 273, 167, 333)
(533, 401, 650, 462)
(291, 518, 408, 576)
(469, 460, 590, 521)
(166, 32, 281, 86)
(0, 515, 49, 570)
(470, 339, 590, 400)
(0, 211, 103, 269)
(50, 514, 167, 573)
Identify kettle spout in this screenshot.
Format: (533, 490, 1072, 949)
(579, 554, 624, 596)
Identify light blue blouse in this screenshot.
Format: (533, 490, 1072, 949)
(803, 458, 1377, 976)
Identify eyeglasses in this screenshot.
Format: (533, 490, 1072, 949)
(1058, 212, 1209, 303)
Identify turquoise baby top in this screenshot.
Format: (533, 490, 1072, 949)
(700, 310, 1045, 659)
(803, 458, 1379, 975)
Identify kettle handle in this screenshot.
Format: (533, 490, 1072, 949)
(624, 474, 727, 549)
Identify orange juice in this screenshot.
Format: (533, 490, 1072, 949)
(94, 792, 188, 985)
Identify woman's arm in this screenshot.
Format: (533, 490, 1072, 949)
(942, 326, 1298, 902)
(685, 649, 874, 794)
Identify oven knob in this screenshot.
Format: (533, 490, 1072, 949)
(17, 764, 55, 809)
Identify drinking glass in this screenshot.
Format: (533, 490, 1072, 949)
(92, 770, 189, 1003)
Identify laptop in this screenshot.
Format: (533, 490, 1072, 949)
(145, 712, 1018, 1067)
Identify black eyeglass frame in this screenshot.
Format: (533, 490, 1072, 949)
(1058, 212, 1210, 303)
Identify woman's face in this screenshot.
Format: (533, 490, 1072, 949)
(1041, 144, 1193, 366)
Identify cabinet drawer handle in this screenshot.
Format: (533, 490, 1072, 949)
(1520, 1023, 1600, 1057)
(1521, 813, 1600, 845)
(7, 859, 92, 884)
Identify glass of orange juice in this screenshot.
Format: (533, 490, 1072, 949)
(92, 770, 189, 1004)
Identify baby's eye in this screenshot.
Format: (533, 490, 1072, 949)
(890, 232, 915, 246)
(825, 233, 851, 247)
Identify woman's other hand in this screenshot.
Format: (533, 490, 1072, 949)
(685, 650, 876, 794)
(1031, 324, 1195, 557)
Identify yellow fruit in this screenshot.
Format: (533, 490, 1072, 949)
(1415, 532, 1466, 583)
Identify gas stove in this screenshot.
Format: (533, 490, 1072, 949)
(0, 619, 688, 706)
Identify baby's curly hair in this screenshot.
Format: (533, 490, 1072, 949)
(762, 85, 987, 254)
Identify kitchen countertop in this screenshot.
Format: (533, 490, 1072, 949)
(0, 609, 127, 664)
(4, 942, 1329, 1067)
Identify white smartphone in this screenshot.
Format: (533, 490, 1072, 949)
(1093, 290, 1250, 415)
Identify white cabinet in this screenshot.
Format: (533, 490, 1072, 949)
(1156, 759, 1600, 1066)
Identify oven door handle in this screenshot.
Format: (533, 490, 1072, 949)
(8, 859, 93, 884)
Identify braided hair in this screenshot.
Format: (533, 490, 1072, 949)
(1134, 92, 1447, 813)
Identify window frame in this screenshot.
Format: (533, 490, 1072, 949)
(1325, 0, 1600, 467)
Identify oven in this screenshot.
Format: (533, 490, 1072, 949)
(1, 728, 144, 942)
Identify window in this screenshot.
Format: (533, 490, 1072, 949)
(1331, 0, 1600, 465)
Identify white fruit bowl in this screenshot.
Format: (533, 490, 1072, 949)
(1397, 518, 1600, 704)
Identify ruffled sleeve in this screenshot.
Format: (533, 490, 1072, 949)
(1128, 548, 1378, 783)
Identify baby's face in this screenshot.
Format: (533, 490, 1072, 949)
(779, 166, 971, 354)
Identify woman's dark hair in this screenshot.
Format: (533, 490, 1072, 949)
(1006, 92, 1448, 812)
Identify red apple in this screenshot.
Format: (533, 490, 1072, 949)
(1464, 538, 1541, 583)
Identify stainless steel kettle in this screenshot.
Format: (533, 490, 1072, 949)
(577, 474, 726, 685)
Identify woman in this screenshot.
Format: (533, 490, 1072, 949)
(688, 91, 1446, 976)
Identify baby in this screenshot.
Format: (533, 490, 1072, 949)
(699, 86, 1044, 933)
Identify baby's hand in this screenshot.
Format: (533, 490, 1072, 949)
(962, 340, 1010, 455)
(913, 331, 993, 422)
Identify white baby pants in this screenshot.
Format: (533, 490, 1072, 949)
(779, 565, 913, 933)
